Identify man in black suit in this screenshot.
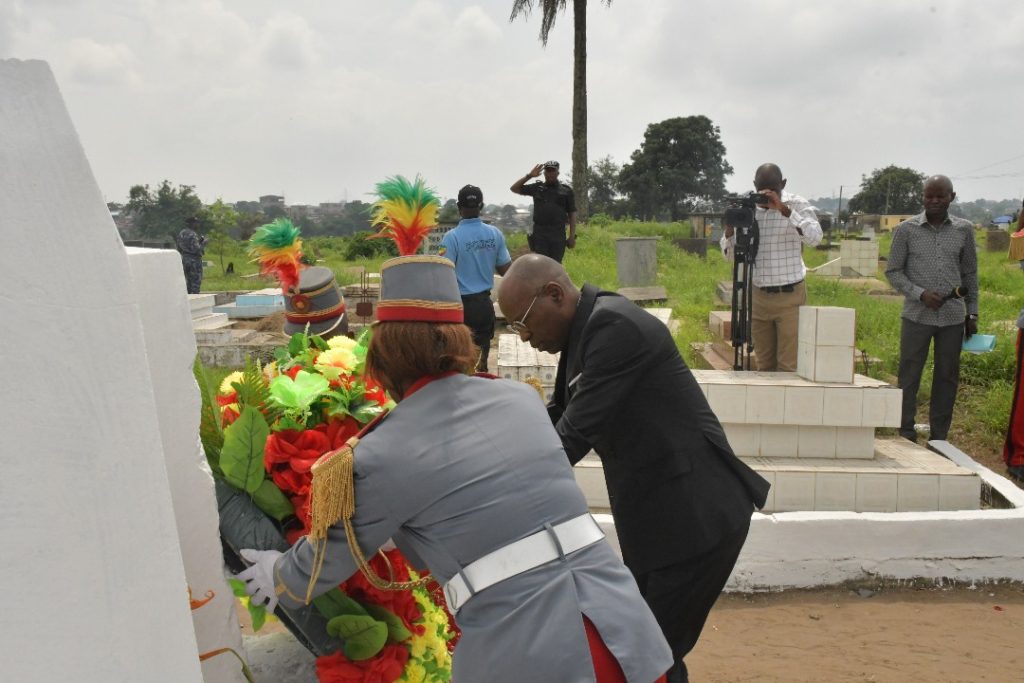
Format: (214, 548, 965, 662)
(499, 254, 770, 683)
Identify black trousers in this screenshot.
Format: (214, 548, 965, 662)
(633, 521, 750, 683)
(462, 291, 495, 372)
(528, 227, 567, 263)
(898, 318, 963, 441)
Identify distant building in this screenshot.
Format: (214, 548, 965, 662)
(319, 202, 346, 216)
(259, 195, 285, 210)
(880, 214, 915, 232)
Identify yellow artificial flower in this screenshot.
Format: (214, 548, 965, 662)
(263, 361, 280, 382)
(314, 347, 358, 381)
(409, 634, 428, 659)
(326, 335, 358, 352)
(398, 662, 427, 683)
(219, 371, 244, 395)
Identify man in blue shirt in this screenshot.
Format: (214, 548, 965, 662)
(440, 185, 512, 371)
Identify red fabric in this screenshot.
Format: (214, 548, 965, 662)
(375, 304, 464, 323)
(286, 302, 346, 324)
(583, 616, 667, 683)
(1005, 329, 1024, 467)
(315, 643, 409, 683)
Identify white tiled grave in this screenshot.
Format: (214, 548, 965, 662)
(574, 438, 981, 514)
(694, 370, 901, 430)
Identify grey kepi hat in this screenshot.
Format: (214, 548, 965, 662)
(375, 256, 463, 323)
(283, 266, 348, 338)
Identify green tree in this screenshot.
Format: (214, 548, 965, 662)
(438, 198, 460, 224)
(204, 229, 234, 275)
(500, 204, 518, 224)
(206, 198, 240, 235)
(618, 116, 733, 221)
(587, 155, 620, 216)
(847, 165, 926, 215)
(125, 180, 205, 239)
(511, 0, 613, 221)
(236, 212, 266, 241)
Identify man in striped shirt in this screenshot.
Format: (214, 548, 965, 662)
(885, 175, 978, 442)
(721, 163, 823, 371)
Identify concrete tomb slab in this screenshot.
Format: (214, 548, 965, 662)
(0, 59, 211, 681)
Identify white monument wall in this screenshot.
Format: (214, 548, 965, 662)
(0, 59, 203, 681)
(127, 248, 246, 682)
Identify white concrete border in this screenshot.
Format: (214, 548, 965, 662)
(594, 441, 1024, 590)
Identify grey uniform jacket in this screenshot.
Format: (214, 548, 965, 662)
(275, 373, 672, 683)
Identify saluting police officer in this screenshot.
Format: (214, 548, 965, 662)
(511, 160, 578, 263)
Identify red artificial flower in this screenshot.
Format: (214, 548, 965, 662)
(265, 429, 333, 473)
(315, 644, 409, 683)
(363, 380, 389, 407)
(270, 467, 310, 496)
(318, 416, 362, 450)
(284, 365, 303, 380)
(220, 405, 240, 427)
(340, 550, 423, 633)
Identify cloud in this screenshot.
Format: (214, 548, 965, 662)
(65, 38, 138, 86)
(453, 6, 502, 44)
(258, 12, 321, 71)
(0, 0, 23, 55)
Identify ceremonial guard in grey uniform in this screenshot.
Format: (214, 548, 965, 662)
(240, 255, 672, 683)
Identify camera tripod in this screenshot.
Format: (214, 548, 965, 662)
(729, 219, 760, 370)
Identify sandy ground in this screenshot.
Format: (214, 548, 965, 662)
(240, 583, 1024, 682)
(687, 583, 1024, 683)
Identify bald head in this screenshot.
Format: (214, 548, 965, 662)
(922, 174, 956, 224)
(501, 254, 573, 298)
(924, 174, 954, 194)
(498, 254, 580, 353)
(754, 163, 786, 193)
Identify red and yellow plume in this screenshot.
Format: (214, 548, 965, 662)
(370, 175, 440, 256)
(248, 218, 304, 293)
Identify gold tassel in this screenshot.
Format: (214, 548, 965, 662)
(303, 435, 429, 603)
(522, 376, 546, 402)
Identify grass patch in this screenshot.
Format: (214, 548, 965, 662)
(199, 224, 1021, 473)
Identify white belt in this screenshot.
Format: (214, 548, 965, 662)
(442, 513, 605, 615)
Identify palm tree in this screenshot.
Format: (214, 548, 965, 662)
(511, 0, 611, 220)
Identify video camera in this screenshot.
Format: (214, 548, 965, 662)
(724, 192, 770, 231)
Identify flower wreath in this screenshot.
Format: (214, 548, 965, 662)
(198, 329, 458, 683)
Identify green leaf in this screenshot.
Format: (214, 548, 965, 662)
(313, 588, 368, 620)
(268, 370, 330, 413)
(220, 406, 270, 494)
(288, 332, 308, 357)
(193, 356, 225, 476)
(273, 347, 291, 364)
(350, 401, 385, 424)
(228, 578, 268, 632)
(311, 334, 330, 351)
(363, 604, 412, 643)
(248, 600, 267, 632)
(251, 479, 294, 521)
(235, 358, 282, 425)
(326, 615, 388, 661)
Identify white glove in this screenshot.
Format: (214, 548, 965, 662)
(237, 549, 284, 613)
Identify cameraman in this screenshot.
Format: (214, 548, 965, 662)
(721, 163, 822, 371)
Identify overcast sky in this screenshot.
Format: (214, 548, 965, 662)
(3, 0, 1022, 210)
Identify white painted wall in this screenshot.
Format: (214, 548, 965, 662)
(593, 442, 1024, 590)
(0, 59, 203, 681)
(127, 248, 245, 682)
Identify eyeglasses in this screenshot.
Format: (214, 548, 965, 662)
(507, 294, 540, 334)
